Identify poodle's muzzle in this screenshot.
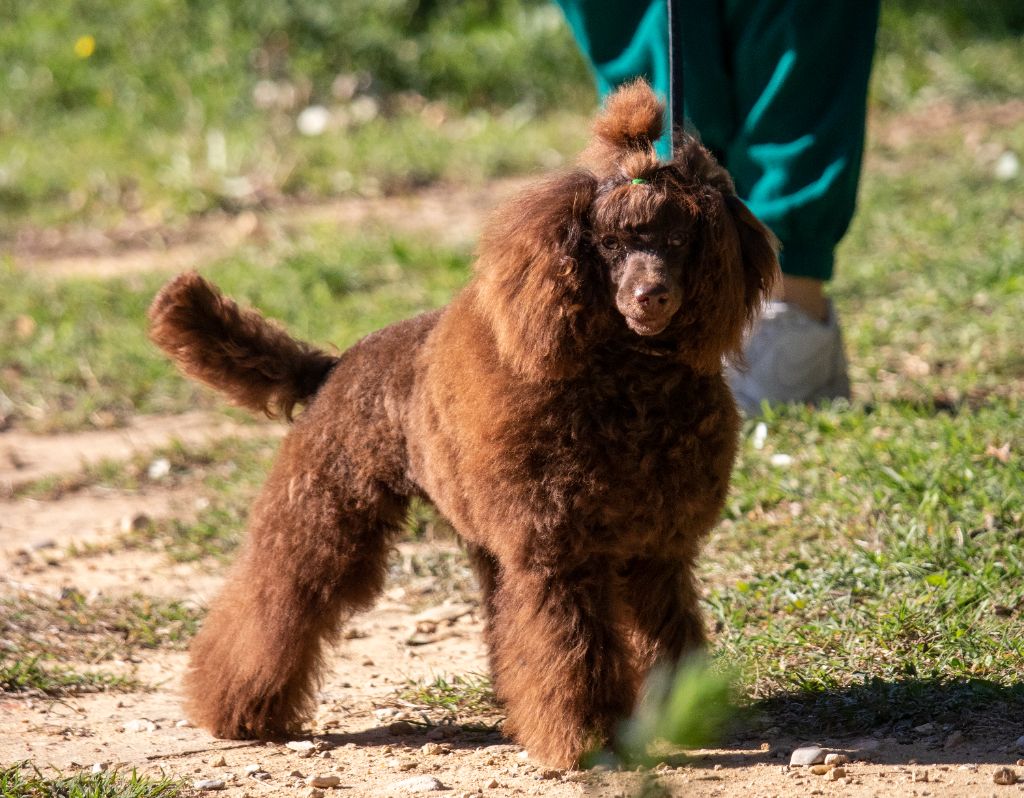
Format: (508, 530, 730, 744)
(614, 251, 683, 336)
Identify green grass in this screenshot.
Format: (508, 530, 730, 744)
(394, 673, 500, 724)
(0, 657, 137, 697)
(1, 228, 472, 432)
(0, 763, 185, 798)
(1, 590, 203, 662)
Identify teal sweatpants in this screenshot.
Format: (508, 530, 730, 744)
(554, 0, 880, 281)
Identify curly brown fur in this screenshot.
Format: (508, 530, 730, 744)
(153, 81, 778, 767)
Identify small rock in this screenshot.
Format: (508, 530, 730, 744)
(828, 767, 846, 781)
(175, 719, 193, 728)
(287, 740, 316, 758)
(538, 769, 561, 780)
(388, 775, 448, 793)
(790, 746, 826, 766)
(809, 765, 830, 776)
(1018, 760, 1024, 767)
(290, 770, 305, 778)
(374, 708, 400, 721)
(91, 763, 109, 774)
(193, 779, 226, 791)
(122, 719, 158, 733)
(147, 458, 172, 480)
(420, 743, 446, 755)
(305, 775, 341, 788)
(254, 772, 272, 780)
(483, 778, 500, 789)
(993, 768, 1018, 786)
(912, 769, 930, 783)
(824, 753, 848, 766)
(308, 790, 325, 798)
(207, 755, 227, 767)
(242, 764, 262, 775)
(389, 720, 417, 736)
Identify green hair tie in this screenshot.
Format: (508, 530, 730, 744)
(631, 178, 649, 185)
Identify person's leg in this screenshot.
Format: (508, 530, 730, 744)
(689, 0, 879, 411)
(553, 0, 673, 157)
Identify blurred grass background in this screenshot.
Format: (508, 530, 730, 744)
(1, 0, 1022, 235)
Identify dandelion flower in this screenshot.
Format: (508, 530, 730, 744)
(74, 35, 96, 59)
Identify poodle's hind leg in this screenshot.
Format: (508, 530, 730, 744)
(622, 557, 706, 678)
(488, 562, 638, 768)
(184, 427, 408, 740)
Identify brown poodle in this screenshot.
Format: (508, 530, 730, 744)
(149, 80, 778, 768)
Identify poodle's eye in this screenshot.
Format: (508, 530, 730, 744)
(600, 235, 621, 251)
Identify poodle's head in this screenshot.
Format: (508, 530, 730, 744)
(474, 79, 778, 380)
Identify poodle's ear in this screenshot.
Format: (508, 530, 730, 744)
(677, 135, 779, 330)
(472, 169, 600, 381)
(721, 194, 779, 327)
(580, 79, 664, 176)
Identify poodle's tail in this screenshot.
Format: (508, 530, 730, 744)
(148, 271, 339, 420)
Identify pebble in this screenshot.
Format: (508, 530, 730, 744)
(175, 719, 193, 728)
(790, 746, 826, 766)
(824, 754, 848, 766)
(287, 740, 316, 758)
(122, 719, 158, 733)
(993, 768, 1018, 786)
(828, 767, 846, 781)
(809, 765, 830, 776)
(290, 770, 306, 779)
(308, 790, 325, 798)
(483, 778, 500, 789)
(538, 769, 561, 780)
(912, 769, 929, 783)
(193, 779, 226, 791)
(421, 743, 447, 755)
(91, 763, 109, 774)
(305, 775, 341, 788)
(147, 458, 172, 480)
(207, 755, 226, 767)
(242, 764, 262, 775)
(388, 775, 448, 793)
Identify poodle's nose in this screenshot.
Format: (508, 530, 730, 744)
(634, 283, 669, 307)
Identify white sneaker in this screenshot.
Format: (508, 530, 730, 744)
(726, 300, 851, 415)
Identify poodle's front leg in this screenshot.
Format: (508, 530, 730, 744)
(488, 562, 637, 768)
(184, 432, 408, 739)
(622, 557, 706, 676)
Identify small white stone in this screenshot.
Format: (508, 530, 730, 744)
(297, 106, 330, 137)
(147, 458, 171, 480)
(175, 719, 193, 728)
(770, 453, 793, 467)
(193, 779, 226, 791)
(122, 719, 158, 733)
(752, 422, 768, 450)
(91, 763, 109, 774)
(242, 763, 262, 775)
(824, 753, 848, 766)
(995, 151, 1020, 181)
(790, 746, 826, 766)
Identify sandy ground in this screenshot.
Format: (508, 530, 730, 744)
(4, 157, 1024, 796)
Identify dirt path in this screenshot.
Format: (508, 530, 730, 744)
(9, 178, 530, 281)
